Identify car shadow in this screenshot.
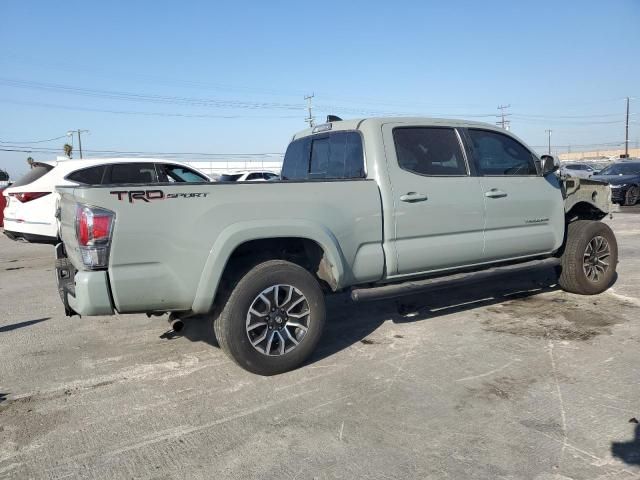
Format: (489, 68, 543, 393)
(0, 317, 50, 334)
(611, 422, 640, 466)
(309, 266, 560, 365)
(173, 266, 560, 366)
(0, 392, 7, 404)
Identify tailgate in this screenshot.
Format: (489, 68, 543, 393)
(57, 186, 84, 270)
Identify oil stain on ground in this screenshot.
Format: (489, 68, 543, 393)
(481, 292, 627, 341)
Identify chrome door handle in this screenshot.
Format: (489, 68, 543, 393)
(484, 189, 507, 198)
(400, 192, 428, 203)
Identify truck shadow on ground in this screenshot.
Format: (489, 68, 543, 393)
(310, 266, 562, 364)
(173, 266, 567, 359)
(0, 392, 7, 404)
(611, 423, 640, 466)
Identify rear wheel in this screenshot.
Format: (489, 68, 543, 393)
(213, 260, 325, 375)
(557, 220, 617, 295)
(624, 186, 639, 206)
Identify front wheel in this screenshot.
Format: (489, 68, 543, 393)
(557, 220, 618, 295)
(213, 260, 326, 375)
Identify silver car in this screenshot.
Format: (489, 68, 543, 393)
(560, 162, 595, 179)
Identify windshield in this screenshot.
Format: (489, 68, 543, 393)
(219, 174, 243, 181)
(597, 163, 640, 176)
(11, 164, 54, 187)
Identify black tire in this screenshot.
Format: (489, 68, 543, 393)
(623, 186, 639, 206)
(213, 260, 325, 375)
(557, 220, 617, 295)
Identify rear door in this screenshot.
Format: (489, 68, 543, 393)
(463, 128, 564, 261)
(382, 124, 486, 276)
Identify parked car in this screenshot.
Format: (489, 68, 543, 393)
(218, 170, 279, 182)
(592, 160, 640, 206)
(0, 186, 6, 227)
(560, 162, 595, 179)
(589, 162, 610, 174)
(55, 117, 615, 375)
(2, 158, 210, 244)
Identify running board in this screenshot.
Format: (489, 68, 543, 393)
(350, 257, 560, 302)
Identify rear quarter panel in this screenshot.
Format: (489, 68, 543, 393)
(60, 181, 383, 314)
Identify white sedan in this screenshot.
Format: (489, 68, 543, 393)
(217, 170, 279, 182)
(560, 162, 595, 179)
(2, 158, 210, 245)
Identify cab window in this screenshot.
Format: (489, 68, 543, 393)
(393, 127, 467, 176)
(467, 129, 538, 176)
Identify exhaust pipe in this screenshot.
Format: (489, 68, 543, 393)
(170, 319, 184, 332)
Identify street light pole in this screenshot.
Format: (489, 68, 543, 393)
(625, 97, 630, 158)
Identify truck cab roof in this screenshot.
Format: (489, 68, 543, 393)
(292, 116, 514, 140)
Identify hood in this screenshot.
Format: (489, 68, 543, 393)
(592, 174, 639, 185)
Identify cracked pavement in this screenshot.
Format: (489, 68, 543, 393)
(1, 208, 639, 479)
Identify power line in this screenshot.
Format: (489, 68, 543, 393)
(0, 134, 68, 144)
(0, 98, 302, 119)
(0, 145, 283, 157)
(0, 77, 307, 111)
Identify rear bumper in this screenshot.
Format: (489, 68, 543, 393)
(3, 229, 58, 245)
(55, 243, 114, 316)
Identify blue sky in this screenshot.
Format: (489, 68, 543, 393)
(1, 0, 639, 177)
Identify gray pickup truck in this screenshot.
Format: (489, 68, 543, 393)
(55, 117, 616, 375)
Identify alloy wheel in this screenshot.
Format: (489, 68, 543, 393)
(245, 284, 310, 356)
(582, 235, 611, 282)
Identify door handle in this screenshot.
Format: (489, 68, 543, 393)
(400, 192, 428, 203)
(484, 189, 507, 198)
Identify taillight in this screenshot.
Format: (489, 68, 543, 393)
(76, 205, 115, 269)
(10, 192, 50, 203)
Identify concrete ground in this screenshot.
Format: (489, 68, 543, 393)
(0, 209, 639, 480)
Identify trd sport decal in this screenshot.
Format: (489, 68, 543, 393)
(110, 190, 209, 203)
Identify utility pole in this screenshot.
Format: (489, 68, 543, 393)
(496, 104, 511, 130)
(624, 96, 630, 158)
(545, 129, 552, 155)
(67, 129, 89, 158)
(304, 94, 315, 128)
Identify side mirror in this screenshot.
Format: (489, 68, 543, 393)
(540, 155, 559, 176)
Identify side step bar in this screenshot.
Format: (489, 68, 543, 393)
(350, 257, 560, 302)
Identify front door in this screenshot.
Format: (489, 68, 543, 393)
(464, 128, 565, 262)
(382, 124, 486, 276)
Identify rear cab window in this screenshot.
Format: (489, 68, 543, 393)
(282, 131, 365, 180)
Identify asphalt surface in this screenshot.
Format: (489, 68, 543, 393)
(1, 209, 639, 480)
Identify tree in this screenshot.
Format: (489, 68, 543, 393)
(26, 156, 35, 169)
(63, 144, 73, 158)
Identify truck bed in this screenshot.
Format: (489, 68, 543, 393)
(57, 180, 384, 314)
